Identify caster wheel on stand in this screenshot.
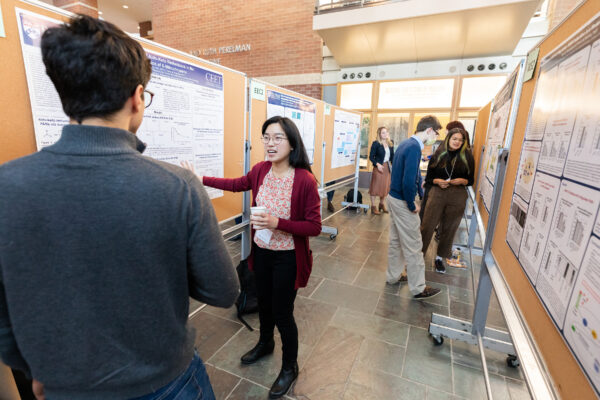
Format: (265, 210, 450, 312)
(506, 355, 520, 368)
(431, 334, 444, 346)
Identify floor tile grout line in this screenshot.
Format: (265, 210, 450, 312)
(206, 324, 245, 365)
(223, 378, 243, 400)
(340, 336, 363, 398)
(308, 276, 327, 299)
(350, 250, 372, 286)
(295, 306, 342, 377)
(361, 351, 455, 398)
(400, 326, 411, 377)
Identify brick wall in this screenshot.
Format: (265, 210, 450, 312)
(281, 84, 321, 100)
(151, 0, 322, 98)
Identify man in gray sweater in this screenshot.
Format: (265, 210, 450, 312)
(0, 14, 239, 400)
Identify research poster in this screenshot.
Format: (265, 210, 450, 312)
(267, 90, 316, 164)
(563, 236, 600, 392)
(507, 194, 528, 255)
(514, 141, 542, 202)
(563, 39, 600, 189)
(16, 9, 225, 199)
(16, 9, 68, 149)
(506, 12, 600, 396)
(479, 68, 518, 211)
(331, 109, 360, 169)
(137, 52, 225, 199)
(518, 172, 561, 282)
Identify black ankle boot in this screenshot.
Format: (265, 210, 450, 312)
(269, 361, 298, 399)
(240, 340, 275, 365)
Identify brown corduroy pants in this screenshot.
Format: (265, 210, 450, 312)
(420, 186, 468, 258)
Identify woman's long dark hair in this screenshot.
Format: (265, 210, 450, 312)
(262, 116, 313, 174)
(430, 128, 472, 173)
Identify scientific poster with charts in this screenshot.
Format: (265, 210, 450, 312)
(563, 236, 600, 392)
(266, 90, 316, 164)
(506, 194, 528, 255)
(518, 172, 561, 281)
(331, 109, 361, 169)
(536, 181, 600, 325)
(15, 9, 225, 199)
(137, 52, 224, 199)
(15, 9, 68, 149)
(478, 69, 518, 210)
(506, 12, 600, 396)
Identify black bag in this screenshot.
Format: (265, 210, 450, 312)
(345, 189, 363, 210)
(235, 259, 258, 331)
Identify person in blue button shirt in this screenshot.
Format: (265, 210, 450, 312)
(386, 115, 442, 300)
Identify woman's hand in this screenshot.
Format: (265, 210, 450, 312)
(434, 179, 450, 189)
(376, 163, 384, 173)
(449, 178, 468, 186)
(250, 213, 279, 230)
(180, 160, 203, 181)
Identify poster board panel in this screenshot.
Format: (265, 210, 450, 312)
(0, 0, 245, 223)
(323, 105, 361, 184)
(473, 102, 492, 229)
(491, 1, 599, 398)
(249, 80, 324, 182)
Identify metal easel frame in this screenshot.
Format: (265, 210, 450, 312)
(429, 60, 557, 399)
(320, 114, 369, 239)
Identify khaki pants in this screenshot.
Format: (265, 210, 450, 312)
(421, 186, 468, 258)
(387, 196, 426, 295)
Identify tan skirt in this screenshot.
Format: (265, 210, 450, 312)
(369, 162, 391, 197)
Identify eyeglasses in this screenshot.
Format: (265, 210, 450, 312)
(261, 135, 288, 145)
(143, 89, 154, 108)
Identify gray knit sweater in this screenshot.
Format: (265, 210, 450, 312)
(0, 125, 239, 399)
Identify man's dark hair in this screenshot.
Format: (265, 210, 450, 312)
(261, 116, 313, 174)
(446, 121, 465, 131)
(415, 115, 442, 133)
(41, 14, 151, 123)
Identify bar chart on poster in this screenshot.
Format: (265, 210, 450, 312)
(504, 11, 600, 395)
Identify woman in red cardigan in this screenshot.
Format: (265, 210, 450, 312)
(202, 116, 321, 399)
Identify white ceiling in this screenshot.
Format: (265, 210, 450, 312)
(97, 0, 152, 33)
(315, 0, 541, 67)
(40, 0, 152, 33)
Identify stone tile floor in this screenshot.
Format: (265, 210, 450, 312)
(190, 190, 532, 399)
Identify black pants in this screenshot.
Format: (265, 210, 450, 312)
(253, 244, 298, 366)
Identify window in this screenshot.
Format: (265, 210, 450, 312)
(376, 113, 410, 151)
(339, 83, 373, 110)
(378, 79, 454, 109)
(359, 114, 371, 169)
(459, 76, 507, 108)
(412, 112, 451, 138)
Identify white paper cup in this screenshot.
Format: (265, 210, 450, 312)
(250, 206, 267, 216)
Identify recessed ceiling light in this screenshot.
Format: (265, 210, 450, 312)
(122, 5, 128, 8)
(98, 11, 103, 14)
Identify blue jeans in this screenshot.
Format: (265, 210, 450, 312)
(132, 352, 215, 400)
